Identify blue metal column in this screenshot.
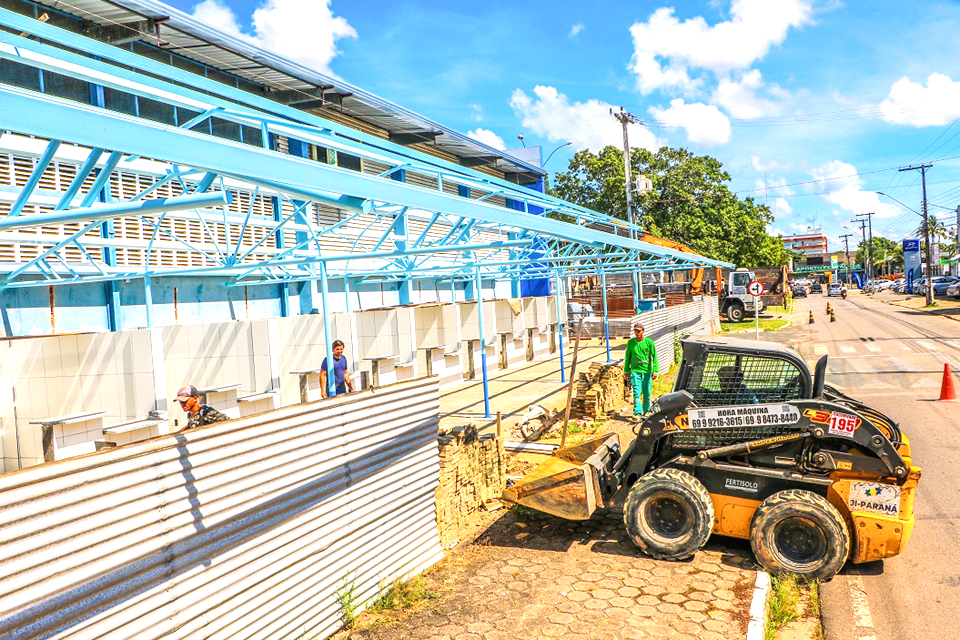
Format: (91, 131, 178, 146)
(450, 277, 456, 302)
(392, 170, 412, 305)
(272, 196, 290, 317)
(143, 275, 154, 328)
(554, 270, 566, 383)
(344, 276, 352, 313)
(602, 270, 611, 363)
(319, 261, 337, 397)
(474, 265, 491, 418)
(508, 232, 521, 298)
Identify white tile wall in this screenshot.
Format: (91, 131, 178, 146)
(0, 294, 573, 474)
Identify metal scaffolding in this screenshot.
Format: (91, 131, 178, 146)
(0, 4, 733, 409)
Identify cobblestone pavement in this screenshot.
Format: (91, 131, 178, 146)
(339, 507, 757, 640)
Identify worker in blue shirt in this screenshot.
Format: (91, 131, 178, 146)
(321, 339, 354, 397)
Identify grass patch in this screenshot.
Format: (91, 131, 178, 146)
(722, 317, 789, 333)
(652, 362, 680, 398)
(336, 572, 360, 628)
(369, 576, 439, 614)
(765, 574, 801, 640)
(924, 302, 940, 308)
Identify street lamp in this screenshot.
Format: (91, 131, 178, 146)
(543, 141, 573, 167)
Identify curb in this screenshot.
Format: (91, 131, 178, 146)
(874, 296, 960, 324)
(746, 571, 771, 640)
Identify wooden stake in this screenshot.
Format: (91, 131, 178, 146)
(496, 411, 502, 440)
(560, 318, 585, 449)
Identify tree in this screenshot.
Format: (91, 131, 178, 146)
(550, 146, 792, 267)
(856, 237, 903, 276)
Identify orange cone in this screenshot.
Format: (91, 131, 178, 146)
(939, 363, 958, 401)
(830, 311, 836, 322)
(809, 311, 815, 324)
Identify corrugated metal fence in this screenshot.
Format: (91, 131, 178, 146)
(0, 378, 443, 640)
(581, 297, 721, 374)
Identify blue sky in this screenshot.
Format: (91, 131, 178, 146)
(164, 0, 960, 254)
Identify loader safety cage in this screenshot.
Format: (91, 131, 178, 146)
(0, 0, 732, 411)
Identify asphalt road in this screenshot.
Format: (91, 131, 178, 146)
(778, 293, 960, 640)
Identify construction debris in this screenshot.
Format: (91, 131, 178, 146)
(436, 425, 506, 548)
(573, 362, 628, 419)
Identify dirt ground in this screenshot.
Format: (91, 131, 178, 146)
(335, 500, 758, 640)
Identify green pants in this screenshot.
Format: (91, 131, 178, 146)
(630, 370, 653, 415)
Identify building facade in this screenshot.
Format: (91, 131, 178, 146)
(782, 229, 828, 257)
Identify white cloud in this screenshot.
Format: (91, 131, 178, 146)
(755, 176, 794, 217)
(629, 0, 814, 94)
(712, 69, 782, 119)
(569, 23, 584, 37)
(509, 86, 659, 152)
(810, 160, 900, 219)
(880, 73, 960, 126)
(467, 128, 506, 151)
(648, 99, 732, 146)
(191, 0, 356, 75)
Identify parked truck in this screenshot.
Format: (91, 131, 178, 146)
(722, 268, 765, 322)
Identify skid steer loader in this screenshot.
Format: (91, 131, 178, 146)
(502, 337, 921, 581)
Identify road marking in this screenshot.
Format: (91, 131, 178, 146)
(813, 344, 828, 356)
(898, 343, 914, 352)
(849, 574, 877, 640)
(918, 340, 937, 350)
(866, 344, 882, 353)
(840, 345, 857, 354)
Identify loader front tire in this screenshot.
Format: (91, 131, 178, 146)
(624, 468, 714, 561)
(750, 490, 850, 582)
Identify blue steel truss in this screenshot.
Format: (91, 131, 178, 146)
(0, 3, 737, 411)
(0, 6, 730, 295)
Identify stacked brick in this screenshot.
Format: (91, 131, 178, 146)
(435, 425, 506, 548)
(573, 362, 627, 419)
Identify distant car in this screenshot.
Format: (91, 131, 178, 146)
(792, 285, 808, 298)
(810, 282, 823, 294)
(932, 277, 959, 296)
(947, 282, 960, 298)
(875, 280, 893, 291)
(828, 282, 845, 297)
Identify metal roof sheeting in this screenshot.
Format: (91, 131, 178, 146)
(0, 378, 443, 640)
(34, 0, 544, 179)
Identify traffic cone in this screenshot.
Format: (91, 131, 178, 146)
(939, 363, 957, 401)
(830, 310, 836, 322)
(826, 302, 832, 314)
(809, 311, 814, 324)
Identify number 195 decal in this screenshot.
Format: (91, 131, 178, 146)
(803, 408, 861, 437)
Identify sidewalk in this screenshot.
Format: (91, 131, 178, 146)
(870, 290, 960, 322)
(439, 339, 629, 433)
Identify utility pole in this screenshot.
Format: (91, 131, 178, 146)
(840, 233, 853, 285)
(856, 212, 875, 290)
(850, 218, 867, 288)
(612, 107, 643, 307)
(955, 205, 960, 277)
(612, 107, 641, 235)
(900, 164, 934, 305)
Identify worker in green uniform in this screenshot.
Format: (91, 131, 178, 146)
(624, 323, 659, 416)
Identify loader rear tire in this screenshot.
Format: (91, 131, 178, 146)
(750, 490, 850, 582)
(624, 468, 714, 561)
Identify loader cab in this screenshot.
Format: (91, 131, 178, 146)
(674, 337, 813, 406)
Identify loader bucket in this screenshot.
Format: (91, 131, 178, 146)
(502, 433, 619, 520)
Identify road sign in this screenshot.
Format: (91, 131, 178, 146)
(748, 281, 764, 297)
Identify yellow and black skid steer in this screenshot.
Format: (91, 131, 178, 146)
(502, 337, 921, 581)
